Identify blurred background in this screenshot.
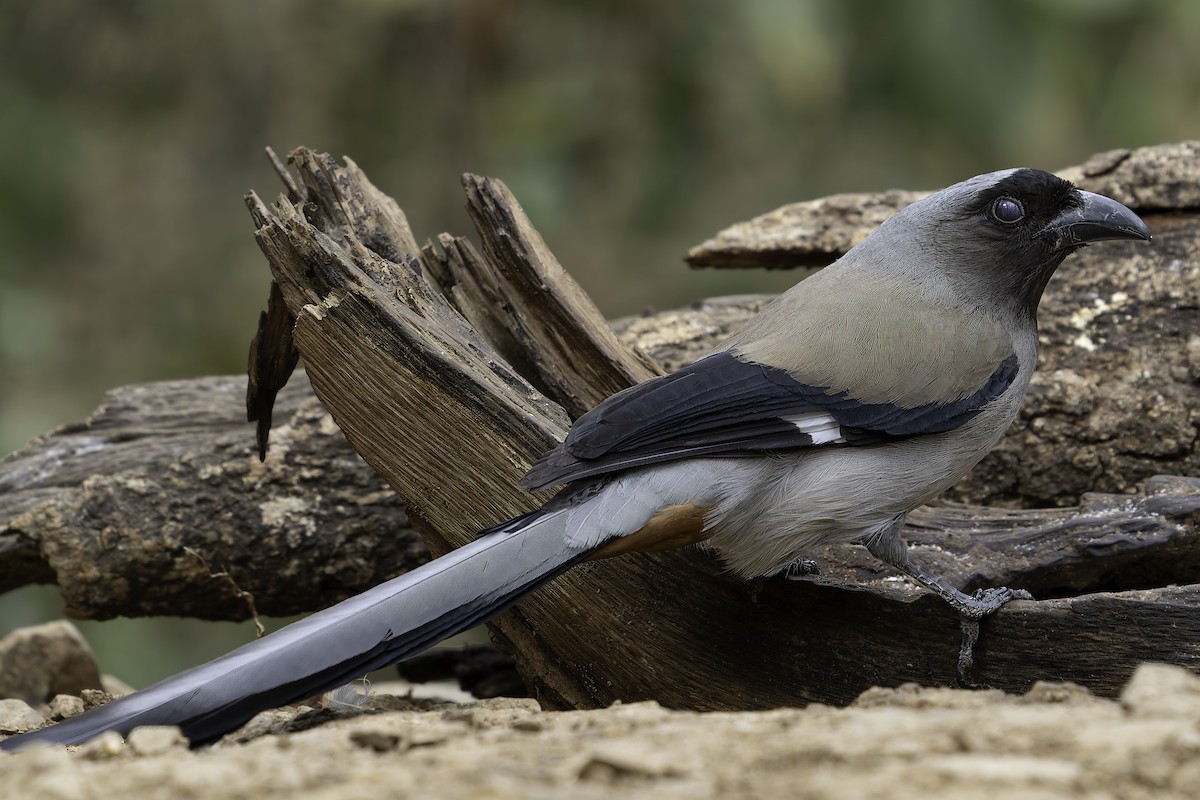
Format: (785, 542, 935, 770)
(2, 0, 1198, 688)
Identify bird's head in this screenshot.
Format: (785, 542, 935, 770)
(883, 167, 1151, 318)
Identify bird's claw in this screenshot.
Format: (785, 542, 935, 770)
(959, 586, 1034, 619)
(955, 585, 1032, 687)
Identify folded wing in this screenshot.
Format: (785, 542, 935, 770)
(523, 349, 1018, 490)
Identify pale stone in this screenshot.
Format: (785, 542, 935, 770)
(1121, 663, 1200, 719)
(48, 695, 86, 721)
(0, 698, 45, 734)
(127, 726, 188, 756)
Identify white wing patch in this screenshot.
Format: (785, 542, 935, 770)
(782, 412, 846, 445)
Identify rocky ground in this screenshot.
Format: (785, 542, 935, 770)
(3, 661, 1200, 799)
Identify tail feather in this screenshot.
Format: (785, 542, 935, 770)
(1, 509, 592, 750)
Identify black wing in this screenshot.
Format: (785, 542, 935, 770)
(522, 350, 1018, 491)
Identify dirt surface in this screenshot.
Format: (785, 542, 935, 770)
(4, 664, 1200, 799)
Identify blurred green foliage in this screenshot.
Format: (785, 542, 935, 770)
(1, 0, 1197, 687)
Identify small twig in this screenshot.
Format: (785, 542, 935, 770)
(265, 146, 303, 203)
(183, 547, 266, 638)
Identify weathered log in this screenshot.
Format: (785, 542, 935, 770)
(685, 141, 1200, 269)
(2, 143, 1197, 706)
(0, 377, 420, 619)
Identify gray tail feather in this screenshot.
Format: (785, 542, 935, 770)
(1, 509, 592, 751)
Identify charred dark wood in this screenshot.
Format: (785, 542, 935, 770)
(246, 280, 299, 460)
(397, 645, 528, 699)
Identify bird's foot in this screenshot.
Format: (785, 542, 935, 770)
(957, 586, 1035, 619)
(862, 527, 1033, 688)
(953, 586, 1033, 688)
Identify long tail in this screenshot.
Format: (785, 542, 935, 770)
(1, 509, 593, 751)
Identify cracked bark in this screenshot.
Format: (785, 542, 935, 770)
(0, 377, 421, 619)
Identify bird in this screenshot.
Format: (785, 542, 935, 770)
(0, 167, 1150, 752)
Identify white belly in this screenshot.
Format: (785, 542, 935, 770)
(700, 396, 1022, 577)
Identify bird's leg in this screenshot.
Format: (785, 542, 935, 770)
(863, 518, 1032, 687)
(883, 556, 1032, 687)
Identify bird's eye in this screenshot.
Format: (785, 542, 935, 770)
(992, 197, 1024, 224)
